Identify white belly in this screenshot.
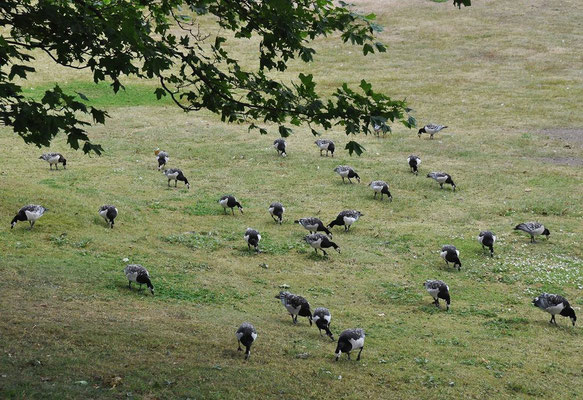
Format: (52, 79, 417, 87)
(338, 170, 349, 177)
(125, 272, 139, 283)
(318, 143, 330, 150)
(46, 155, 60, 164)
(531, 226, 545, 236)
(440, 251, 447, 259)
(435, 176, 447, 183)
(285, 304, 301, 315)
(343, 216, 357, 226)
(99, 209, 108, 219)
(545, 303, 565, 315)
(349, 337, 365, 350)
(268, 207, 275, 215)
(371, 185, 384, 192)
(303, 223, 318, 231)
(25, 210, 42, 221)
(309, 238, 323, 248)
(166, 172, 179, 179)
(426, 288, 439, 299)
(219, 199, 229, 207)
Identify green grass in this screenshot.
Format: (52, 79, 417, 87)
(2, 0, 583, 398)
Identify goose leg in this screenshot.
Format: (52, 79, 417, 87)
(374, 192, 377, 199)
(356, 347, 363, 361)
(237, 341, 242, 352)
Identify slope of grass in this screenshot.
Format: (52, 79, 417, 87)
(1, 0, 583, 398)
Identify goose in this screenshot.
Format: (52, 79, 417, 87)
(268, 202, 285, 224)
(328, 210, 363, 232)
(335, 329, 365, 361)
(273, 138, 287, 157)
(98, 205, 118, 228)
(123, 264, 154, 294)
(315, 139, 335, 157)
(533, 293, 576, 326)
(219, 195, 243, 215)
(333, 165, 360, 184)
(304, 233, 340, 256)
(155, 149, 169, 170)
(294, 217, 332, 237)
(423, 280, 450, 310)
(163, 168, 190, 189)
(441, 245, 461, 270)
(10, 205, 47, 230)
(418, 124, 447, 139)
(514, 222, 550, 243)
(236, 322, 257, 360)
(407, 155, 421, 175)
(478, 231, 496, 256)
(368, 180, 392, 201)
(427, 172, 456, 191)
(312, 307, 334, 340)
(39, 153, 66, 170)
(275, 291, 312, 325)
(244, 228, 261, 253)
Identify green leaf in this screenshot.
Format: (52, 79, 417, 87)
(345, 141, 365, 156)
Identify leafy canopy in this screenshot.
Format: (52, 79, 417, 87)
(0, 0, 470, 155)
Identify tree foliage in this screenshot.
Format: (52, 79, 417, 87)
(0, 0, 469, 155)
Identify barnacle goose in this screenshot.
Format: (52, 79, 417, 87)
(427, 172, 456, 191)
(163, 168, 190, 189)
(315, 139, 335, 157)
(304, 233, 340, 256)
(268, 202, 285, 224)
(514, 222, 550, 243)
(407, 155, 421, 175)
(418, 124, 447, 139)
(478, 231, 496, 257)
(39, 153, 67, 170)
(328, 210, 363, 232)
(368, 180, 392, 201)
(533, 293, 576, 326)
(98, 205, 118, 228)
(275, 291, 312, 325)
(424, 280, 451, 310)
(441, 245, 461, 270)
(333, 165, 360, 184)
(219, 195, 243, 215)
(236, 322, 257, 360)
(273, 138, 287, 157)
(294, 217, 332, 237)
(10, 205, 47, 230)
(313, 307, 334, 340)
(335, 329, 365, 361)
(244, 228, 261, 253)
(155, 149, 169, 170)
(123, 264, 154, 294)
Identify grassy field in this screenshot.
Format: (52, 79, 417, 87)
(2, 0, 583, 398)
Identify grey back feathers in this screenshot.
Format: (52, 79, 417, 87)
(335, 328, 365, 361)
(427, 172, 456, 191)
(98, 205, 118, 228)
(275, 291, 312, 325)
(418, 124, 447, 138)
(236, 322, 257, 360)
(514, 222, 550, 242)
(39, 153, 67, 169)
(441, 245, 461, 270)
(533, 293, 576, 326)
(273, 138, 287, 157)
(11, 204, 47, 229)
(123, 264, 154, 294)
(315, 139, 335, 156)
(268, 202, 285, 224)
(478, 230, 496, 256)
(424, 280, 450, 310)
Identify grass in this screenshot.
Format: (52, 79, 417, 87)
(1, 0, 583, 398)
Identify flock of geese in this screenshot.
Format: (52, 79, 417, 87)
(9, 123, 576, 362)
